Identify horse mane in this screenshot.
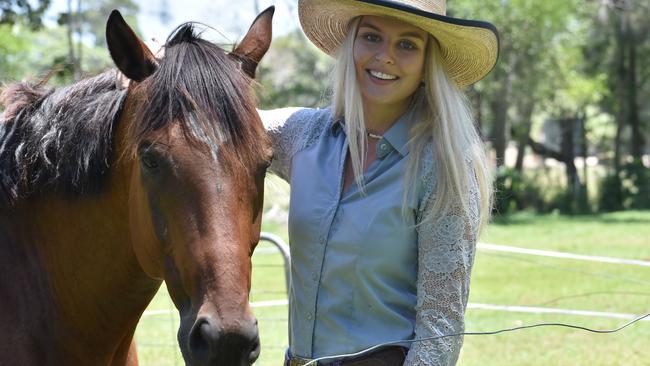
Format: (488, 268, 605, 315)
(0, 71, 127, 206)
(0, 23, 267, 207)
(132, 23, 268, 171)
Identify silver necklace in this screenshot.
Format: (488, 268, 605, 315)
(366, 131, 383, 140)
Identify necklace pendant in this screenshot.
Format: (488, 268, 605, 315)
(366, 131, 383, 140)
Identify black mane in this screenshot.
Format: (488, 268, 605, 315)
(0, 71, 126, 206)
(132, 24, 264, 168)
(0, 23, 265, 207)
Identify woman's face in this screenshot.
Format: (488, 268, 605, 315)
(353, 15, 428, 115)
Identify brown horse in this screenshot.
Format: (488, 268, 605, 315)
(0, 7, 273, 366)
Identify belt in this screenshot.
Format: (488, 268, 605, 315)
(286, 354, 313, 366)
(285, 346, 407, 366)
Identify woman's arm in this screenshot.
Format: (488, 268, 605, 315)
(403, 163, 481, 366)
(258, 107, 330, 181)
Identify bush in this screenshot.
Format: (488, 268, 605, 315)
(494, 167, 563, 215)
(494, 165, 595, 216)
(598, 160, 650, 211)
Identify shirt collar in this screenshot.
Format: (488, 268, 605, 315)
(330, 111, 412, 157)
(381, 111, 412, 157)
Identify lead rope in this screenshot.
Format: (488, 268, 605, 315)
(301, 311, 650, 365)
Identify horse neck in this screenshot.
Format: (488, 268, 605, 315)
(10, 158, 161, 364)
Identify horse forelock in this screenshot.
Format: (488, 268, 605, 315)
(0, 71, 127, 206)
(131, 24, 269, 172)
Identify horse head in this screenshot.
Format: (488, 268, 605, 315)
(106, 9, 273, 365)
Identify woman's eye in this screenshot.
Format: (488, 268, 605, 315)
(399, 40, 417, 50)
(362, 33, 381, 43)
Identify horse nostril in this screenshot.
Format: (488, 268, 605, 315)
(188, 318, 218, 363)
(187, 316, 260, 365)
(248, 336, 261, 364)
(247, 319, 261, 363)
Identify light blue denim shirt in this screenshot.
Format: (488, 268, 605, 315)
(260, 107, 480, 365)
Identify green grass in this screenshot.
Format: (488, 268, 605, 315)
(135, 178, 650, 365)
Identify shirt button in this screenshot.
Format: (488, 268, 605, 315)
(311, 271, 318, 280)
(319, 235, 326, 244)
(307, 313, 312, 320)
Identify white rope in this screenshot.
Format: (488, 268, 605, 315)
(478, 242, 650, 267)
(468, 303, 650, 321)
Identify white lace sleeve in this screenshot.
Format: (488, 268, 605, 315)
(404, 159, 481, 366)
(258, 107, 331, 181)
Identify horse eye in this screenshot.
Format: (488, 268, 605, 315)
(140, 150, 159, 170)
(140, 153, 158, 170)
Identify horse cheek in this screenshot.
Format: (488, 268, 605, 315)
(128, 167, 165, 280)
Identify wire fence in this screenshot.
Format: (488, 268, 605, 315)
(134, 236, 650, 365)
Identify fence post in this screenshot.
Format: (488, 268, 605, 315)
(259, 232, 291, 292)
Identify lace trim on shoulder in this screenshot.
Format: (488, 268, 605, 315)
(262, 107, 332, 180)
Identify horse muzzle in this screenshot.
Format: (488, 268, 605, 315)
(187, 315, 260, 366)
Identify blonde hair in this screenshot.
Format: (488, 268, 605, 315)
(331, 17, 492, 232)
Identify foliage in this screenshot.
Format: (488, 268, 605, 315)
(451, 0, 584, 154)
(494, 166, 586, 215)
(57, 0, 139, 47)
(0, 23, 31, 80)
(599, 159, 650, 211)
(583, 0, 650, 162)
(0, 0, 50, 29)
(256, 30, 333, 109)
(2, 1, 647, 215)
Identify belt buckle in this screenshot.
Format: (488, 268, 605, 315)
(288, 356, 315, 366)
(289, 355, 313, 366)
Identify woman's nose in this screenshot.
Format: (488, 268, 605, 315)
(374, 44, 395, 64)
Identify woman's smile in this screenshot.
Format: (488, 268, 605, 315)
(367, 69, 398, 81)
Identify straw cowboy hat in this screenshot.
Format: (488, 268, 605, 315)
(298, 0, 499, 87)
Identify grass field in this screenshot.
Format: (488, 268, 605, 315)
(134, 177, 650, 365)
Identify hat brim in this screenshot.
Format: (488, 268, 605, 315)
(299, 0, 500, 87)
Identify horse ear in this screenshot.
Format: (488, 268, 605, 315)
(106, 10, 157, 82)
(231, 6, 274, 78)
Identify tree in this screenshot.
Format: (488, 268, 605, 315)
(451, 0, 588, 213)
(0, 24, 31, 80)
(0, 0, 51, 28)
(256, 30, 333, 109)
(582, 0, 650, 210)
(56, 0, 139, 80)
(584, 0, 649, 169)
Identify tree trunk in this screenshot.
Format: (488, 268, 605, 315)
(75, 0, 83, 79)
(528, 117, 583, 213)
(579, 112, 590, 212)
(627, 33, 644, 160)
(492, 95, 508, 168)
(514, 100, 535, 173)
(490, 55, 512, 169)
(66, 0, 76, 76)
(560, 118, 580, 213)
(613, 9, 626, 173)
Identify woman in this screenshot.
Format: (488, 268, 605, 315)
(260, 0, 498, 364)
